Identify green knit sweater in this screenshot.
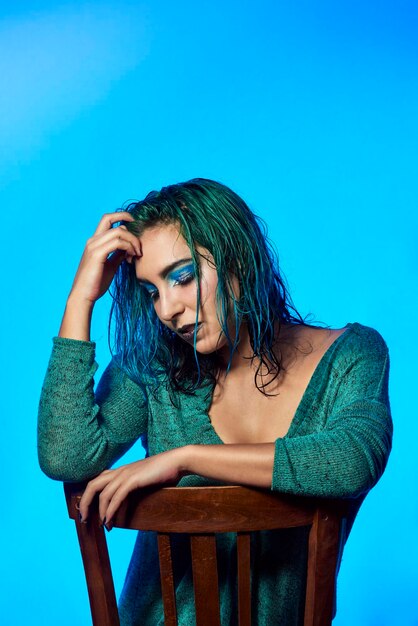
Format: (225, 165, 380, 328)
(38, 322, 392, 625)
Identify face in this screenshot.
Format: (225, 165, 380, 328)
(134, 223, 235, 355)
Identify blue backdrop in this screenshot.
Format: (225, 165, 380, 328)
(1, 1, 416, 624)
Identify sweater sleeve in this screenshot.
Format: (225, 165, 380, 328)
(37, 337, 148, 482)
(272, 328, 392, 498)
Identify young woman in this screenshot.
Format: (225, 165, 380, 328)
(38, 178, 392, 625)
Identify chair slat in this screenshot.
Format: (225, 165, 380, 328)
(157, 533, 178, 626)
(304, 507, 340, 626)
(190, 534, 221, 626)
(237, 532, 251, 626)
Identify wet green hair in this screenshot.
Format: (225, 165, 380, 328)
(109, 178, 307, 397)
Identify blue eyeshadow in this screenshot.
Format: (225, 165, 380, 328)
(167, 263, 195, 282)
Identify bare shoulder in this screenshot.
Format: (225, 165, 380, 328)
(284, 322, 347, 347)
(278, 323, 349, 367)
(324, 325, 348, 342)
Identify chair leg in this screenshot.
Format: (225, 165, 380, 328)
(74, 512, 120, 626)
(304, 507, 340, 626)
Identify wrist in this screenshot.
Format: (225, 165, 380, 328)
(66, 291, 95, 312)
(59, 294, 94, 341)
(176, 444, 197, 478)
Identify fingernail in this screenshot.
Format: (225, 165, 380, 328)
(101, 517, 107, 527)
(79, 512, 87, 524)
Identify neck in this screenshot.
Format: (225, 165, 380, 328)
(216, 323, 252, 371)
(216, 321, 300, 374)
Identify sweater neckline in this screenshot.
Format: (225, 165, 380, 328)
(200, 322, 358, 444)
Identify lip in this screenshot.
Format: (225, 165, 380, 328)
(178, 322, 202, 342)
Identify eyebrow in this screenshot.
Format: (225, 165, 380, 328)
(137, 257, 194, 284)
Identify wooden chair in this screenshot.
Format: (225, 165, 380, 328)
(64, 483, 348, 626)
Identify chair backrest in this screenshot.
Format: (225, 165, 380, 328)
(64, 483, 348, 626)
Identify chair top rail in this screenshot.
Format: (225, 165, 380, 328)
(65, 484, 348, 534)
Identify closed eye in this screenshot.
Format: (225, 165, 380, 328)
(139, 262, 196, 301)
(167, 262, 196, 286)
(171, 269, 195, 286)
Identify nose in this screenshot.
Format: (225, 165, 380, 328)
(157, 289, 185, 325)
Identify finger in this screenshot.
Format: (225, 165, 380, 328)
(124, 251, 137, 265)
(98, 477, 125, 522)
(79, 471, 113, 521)
(93, 211, 135, 236)
(103, 480, 134, 526)
(88, 227, 141, 258)
(102, 239, 140, 264)
(85, 236, 140, 269)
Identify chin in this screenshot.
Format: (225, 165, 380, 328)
(195, 333, 229, 356)
(192, 342, 219, 356)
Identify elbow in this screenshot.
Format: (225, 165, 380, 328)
(37, 422, 87, 481)
(38, 449, 98, 482)
(37, 431, 71, 480)
(333, 423, 392, 498)
(38, 448, 62, 481)
(37, 422, 112, 482)
(37, 431, 107, 482)
(333, 446, 391, 499)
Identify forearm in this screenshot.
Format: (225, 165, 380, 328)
(181, 443, 276, 488)
(58, 294, 94, 341)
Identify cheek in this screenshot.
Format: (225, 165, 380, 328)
(185, 280, 199, 305)
(199, 274, 218, 312)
